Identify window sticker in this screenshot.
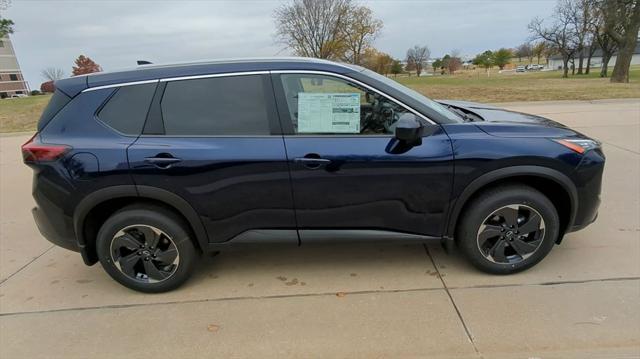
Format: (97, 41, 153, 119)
(297, 93, 360, 133)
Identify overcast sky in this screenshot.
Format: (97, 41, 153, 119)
(5, 0, 555, 89)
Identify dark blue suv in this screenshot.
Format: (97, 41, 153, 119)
(23, 58, 604, 292)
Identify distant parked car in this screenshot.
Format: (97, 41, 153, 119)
(516, 66, 526, 72)
(10, 94, 28, 98)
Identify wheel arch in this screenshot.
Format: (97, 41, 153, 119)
(445, 166, 578, 243)
(74, 185, 209, 265)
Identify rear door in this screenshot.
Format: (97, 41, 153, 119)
(127, 73, 296, 243)
(272, 72, 454, 239)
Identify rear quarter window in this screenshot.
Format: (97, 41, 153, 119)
(97, 83, 157, 135)
(37, 90, 71, 131)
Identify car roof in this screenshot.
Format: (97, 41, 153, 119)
(55, 57, 361, 98)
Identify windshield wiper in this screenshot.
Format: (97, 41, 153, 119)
(444, 105, 473, 122)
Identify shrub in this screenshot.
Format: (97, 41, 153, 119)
(40, 81, 55, 93)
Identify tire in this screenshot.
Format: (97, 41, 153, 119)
(96, 205, 199, 293)
(456, 184, 559, 274)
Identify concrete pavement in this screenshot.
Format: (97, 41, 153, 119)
(1, 99, 639, 358)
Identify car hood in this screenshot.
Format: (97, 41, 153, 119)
(437, 100, 582, 138)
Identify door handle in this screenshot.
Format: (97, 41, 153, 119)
(144, 154, 182, 168)
(293, 158, 331, 164)
(293, 154, 331, 169)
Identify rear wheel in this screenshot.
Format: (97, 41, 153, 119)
(457, 185, 559, 274)
(96, 205, 198, 292)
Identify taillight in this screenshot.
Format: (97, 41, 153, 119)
(21, 133, 71, 163)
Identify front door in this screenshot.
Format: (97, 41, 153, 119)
(127, 73, 296, 243)
(272, 72, 454, 239)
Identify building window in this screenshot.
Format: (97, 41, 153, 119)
(9, 74, 18, 81)
(0, 41, 4, 47)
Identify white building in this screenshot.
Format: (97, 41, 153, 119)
(0, 35, 29, 98)
(548, 41, 640, 70)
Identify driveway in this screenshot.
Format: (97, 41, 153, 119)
(1, 99, 639, 358)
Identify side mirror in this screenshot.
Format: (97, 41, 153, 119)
(394, 113, 423, 146)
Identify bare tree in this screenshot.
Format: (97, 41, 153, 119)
(580, 0, 603, 74)
(583, 37, 597, 74)
(442, 50, 462, 74)
(529, 0, 580, 78)
(342, 6, 383, 64)
(405, 45, 430, 76)
(602, 0, 640, 83)
(532, 41, 547, 64)
(564, 0, 596, 74)
(543, 42, 557, 66)
(589, 2, 618, 77)
(41, 67, 65, 81)
(595, 31, 618, 77)
(573, 0, 600, 74)
(274, 0, 352, 59)
(515, 42, 532, 62)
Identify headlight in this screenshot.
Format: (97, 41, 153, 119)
(553, 138, 600, 154)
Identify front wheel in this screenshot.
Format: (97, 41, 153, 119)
(456, 185, 559, 274)
(96, 205, 198, 293)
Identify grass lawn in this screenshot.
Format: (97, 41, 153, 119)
(395, 66, 640, 103)
(1, 67, 639, 133)
(0, 94, 52, 133)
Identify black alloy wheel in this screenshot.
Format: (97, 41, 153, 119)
(456, 184, 559, 274)
(97, 205, 198, 292)
(476, 204, 545, 264)
(110, 224, 180, 283)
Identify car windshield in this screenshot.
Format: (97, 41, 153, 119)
(359, 68, 462, 122)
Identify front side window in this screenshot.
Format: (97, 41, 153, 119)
(280, 74, 414, 135)
(160, 75, 271, 136)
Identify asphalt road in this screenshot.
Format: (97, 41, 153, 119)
(1, 99, 639, 358)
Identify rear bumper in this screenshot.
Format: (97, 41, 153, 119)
(32, 206, 79, 252)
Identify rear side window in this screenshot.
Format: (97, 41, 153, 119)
(37, 90, 71, 131)
(98, 83, 157, 135)
(160, 75, 271, 136)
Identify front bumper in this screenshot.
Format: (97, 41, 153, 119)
(569, 211, 598, 233)
(568, 147, 605, 233)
